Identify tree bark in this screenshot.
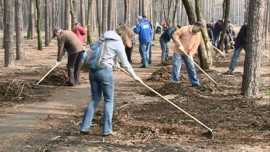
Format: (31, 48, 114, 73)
(87, 0, 93, 44)
(195, 0, 212, 69)
(36, 0, 42, 50)
(80, 0, 85, 27)
(242, 0, 265, 96)
(182, 0, 196, 24)
(124, 0, 130, 24)
(218, 0, 230, 50)
(172, 0, 179, 26)
(45, 0, 50, 46)
(107, 0, 112, 30)
(15, 0, 24, 60)
(27, 0, 35, 39)
(102, 0, 107, 33)
(4, 0, 14, 67)
(70, 0, 77, 28)
(96, 0, 101, 36)
(65, 0, 71, 30)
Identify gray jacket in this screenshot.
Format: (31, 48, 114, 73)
(101, 30, 136, 78)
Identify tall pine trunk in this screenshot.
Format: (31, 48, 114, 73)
(27, 0, 35, 39)
(96, 0, 101, 36)
(15, 0, 24, 60)
(87, 0, 93, 45)
(107, 0, 112, 30)
(172, 0, 179, 26)
(195, 0, 212, 69)
(242, 0, 265, 96)
(218, 0, 230, 50)
(65, 0, 71, 30)
(102, 0, 107, 33)
(70, 0, 77, 28)
(80, 0, 85, 27)
(45, 0, 50, 46)
(4, 0, 14, 67)
(36, 0, 42, 50)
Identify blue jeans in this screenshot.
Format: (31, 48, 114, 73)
(80, 67, 114, 135)
(139, 42, 151, 67)
(171, 52, 200, 86)
(229, 45, 246, 72)
(149, 43, 152, 63)
(213, 35, 220, 47)
(160, 38, 169, 62)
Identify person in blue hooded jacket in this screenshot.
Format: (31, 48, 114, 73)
(133, 16, 152, 68)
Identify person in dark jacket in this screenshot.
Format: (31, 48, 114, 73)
(213, 19, 223, 47)
(226, 21, 248, 74)
(159, 25, 181, 63)
(54, 27, 84, 86)
(207, 23, 214, 45)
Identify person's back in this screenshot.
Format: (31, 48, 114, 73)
(213, 20, 222, 37)
(234, 23, 247, 49)
(161, 26, 176, 42)
(72, 24, 87, 45)
(134, 20, 152, 44)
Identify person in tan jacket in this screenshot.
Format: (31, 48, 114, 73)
(171, 21, 203, 86)
(54, 27, 84, 86)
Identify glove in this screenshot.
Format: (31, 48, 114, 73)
(55, 61, 61, 66)
(178, 45, 185, 52)
(114, 62, 120, 69)
(133, 75, 143, 84)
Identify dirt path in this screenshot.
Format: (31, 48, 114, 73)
(0, 36, 270, 151)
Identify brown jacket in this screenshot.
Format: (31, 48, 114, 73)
(57, 30, 84, 61)
(172, 25, 201, 56)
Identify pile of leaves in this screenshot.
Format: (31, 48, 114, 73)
(0, 80, 34, 102)
(41, 68, 68, 86)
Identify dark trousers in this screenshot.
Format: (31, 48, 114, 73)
(125, 46, 133, 63)
(68, 51, 83, 85)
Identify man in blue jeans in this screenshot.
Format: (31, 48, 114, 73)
(134, 16, 152, 68)
(227, 22, 248, 74)
(171, 22, 203, 86)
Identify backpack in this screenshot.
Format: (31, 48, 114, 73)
(83, 38, 107, 69)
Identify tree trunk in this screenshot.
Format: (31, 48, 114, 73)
(242, 0, 265, 96)
(124, 0, 130, 24)
(218, 0, 230, 50)
(4, 0, 14, 67)
(45, 0, 50, 46)
(195, 0, 212, 69)
(70, 0, 77, 28)
(27, 0, 35, 39)
(107, 0, 112, 30)
(182, 0, 196, 24)
(96, 0, 101, 36)
(80, 0, 85, 27)
(36, 0, 42, 50)
(87, 0, 93, 44)
(65, 0, 71, 30)
(172, 0, 179, 26)
(102, 0, 107, 33)
(15, 0, 24, 60)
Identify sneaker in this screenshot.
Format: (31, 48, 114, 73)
(224, 70, 234, 75)
(139, 65, 147, 68)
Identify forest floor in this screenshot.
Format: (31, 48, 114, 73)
(0, 31, 270, 152)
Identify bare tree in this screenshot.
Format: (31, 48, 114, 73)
(4, 0, 14, 67)
(107, 0, 112, 30)
(15, 0, 24, 60)
(195, 0, 212, 68)
(80, 0, 85, 27)
(45, 0, 50, 46)
(102, 0, 107, 33)
(96, 0, 101, 36)
(70, 0, 77, 28)
(172, 0, 179, 26)
(36, 0, 42, 50)
(242, 0, 265, 96)
(218, 0, 230, 50)
(27, 0, 35, 39)
(65, 0, 71, 30)
(87, 0, 93, 44)
(124, 0, 130, 24)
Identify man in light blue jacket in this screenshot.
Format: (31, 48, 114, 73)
(134, 16, 152, 68)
